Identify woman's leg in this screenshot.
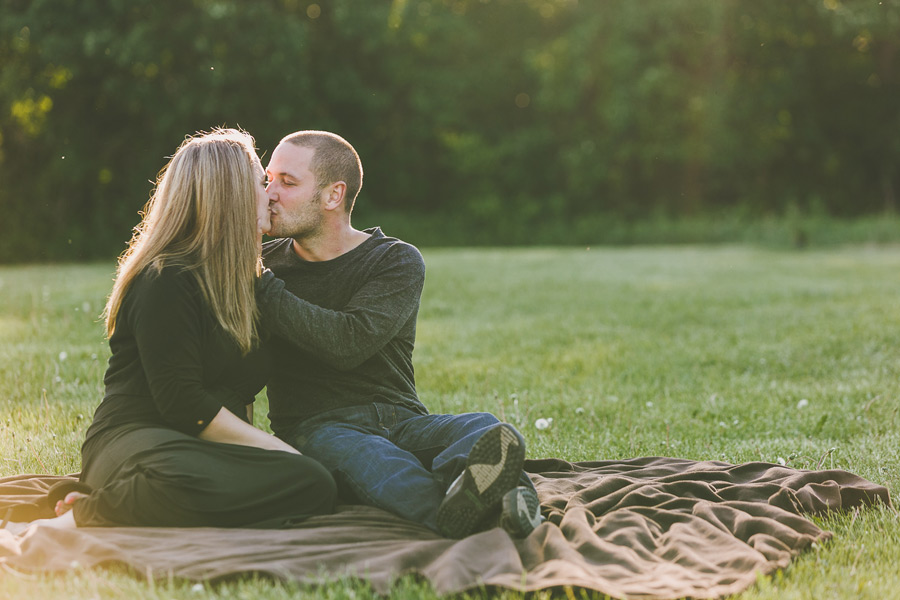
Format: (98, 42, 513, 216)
(74, 426, 335, 528)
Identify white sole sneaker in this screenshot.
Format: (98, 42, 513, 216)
(436, 424, 526, 538)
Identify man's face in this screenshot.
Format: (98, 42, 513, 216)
(265, 143, 324, 239)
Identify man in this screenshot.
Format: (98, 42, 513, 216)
(254, 130, 542, 538)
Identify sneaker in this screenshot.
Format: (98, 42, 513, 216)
(499, 486, 543, 538)
(436, 423, 526, 538)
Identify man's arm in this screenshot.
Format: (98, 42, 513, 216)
(255, 246, 425, 371)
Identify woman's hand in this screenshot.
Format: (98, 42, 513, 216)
(198, 407, 301, 455)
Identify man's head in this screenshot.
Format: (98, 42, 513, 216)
(265, 131, 363, 239)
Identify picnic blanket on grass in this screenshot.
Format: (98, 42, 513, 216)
(0, 456, 891, 599)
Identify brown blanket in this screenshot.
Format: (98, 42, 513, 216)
(0, 457, 891, 599)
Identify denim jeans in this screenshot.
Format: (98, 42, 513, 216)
(285, 403, 535, 532)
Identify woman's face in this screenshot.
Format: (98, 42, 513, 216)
(253, 158, 271, 235)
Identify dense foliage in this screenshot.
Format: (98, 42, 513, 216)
(1, 0, 898, 260)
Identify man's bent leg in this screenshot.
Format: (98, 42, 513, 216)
(290, 420, 446, 532)
(390, 411, 502, 487)
(392, 411, 537, 494)
(390, 410, 541, 538)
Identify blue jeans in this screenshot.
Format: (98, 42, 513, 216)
(285, 403, 535, 532)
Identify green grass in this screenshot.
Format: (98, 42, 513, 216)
(2, 246, 899, 599)
(370, 210, 900, 249)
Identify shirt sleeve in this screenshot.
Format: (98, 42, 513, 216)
(255, 245, 425, 371)
(129, 268, 239, 435)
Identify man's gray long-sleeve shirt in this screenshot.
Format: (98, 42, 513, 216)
(257, 227, 427, 438)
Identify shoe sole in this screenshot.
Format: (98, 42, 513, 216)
(500, 487, 542, 538)
(436, 424, 525, 538)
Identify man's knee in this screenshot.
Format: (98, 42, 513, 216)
(465, 411, 502, 431)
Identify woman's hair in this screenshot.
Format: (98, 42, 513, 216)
(104, 128, 262, 354)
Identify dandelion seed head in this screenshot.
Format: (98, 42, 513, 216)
(535, 418, 552, 430)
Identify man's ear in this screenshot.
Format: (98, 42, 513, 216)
(322, 182, 347, 212)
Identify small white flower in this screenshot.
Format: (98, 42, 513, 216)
(717, 421, 727, 428)
(191, 583, 204, 592)
(645, 401, 653, 408)
(777, 457, 786, 466)
(797, 399, 809, 409)
(58, 351, 68, 361)
(575, 407, 585, 415)
(535, 418, 552, 430)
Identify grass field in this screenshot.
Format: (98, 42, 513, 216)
(1, 246, 899, 599)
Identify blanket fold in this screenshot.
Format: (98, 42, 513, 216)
(0, 456, 891, 599)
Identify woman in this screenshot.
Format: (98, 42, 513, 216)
(40, 128, 336, 529)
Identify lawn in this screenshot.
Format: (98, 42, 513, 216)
(1, 246, 898, 599)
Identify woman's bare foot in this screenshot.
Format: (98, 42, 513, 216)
(54, 491, 88, 517)
(29, 510, 77, 530)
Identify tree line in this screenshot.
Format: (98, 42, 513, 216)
(1, 0, 897, 261)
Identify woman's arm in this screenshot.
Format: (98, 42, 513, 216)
(198, 406, 300, 454)
(128, 268, 261, 435)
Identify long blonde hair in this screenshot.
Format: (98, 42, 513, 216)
(104, 128, 262, 354)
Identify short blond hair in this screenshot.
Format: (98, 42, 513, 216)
(281, 130, 363, 212)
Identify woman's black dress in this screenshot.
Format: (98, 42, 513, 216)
(73, 266, 335, 528)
